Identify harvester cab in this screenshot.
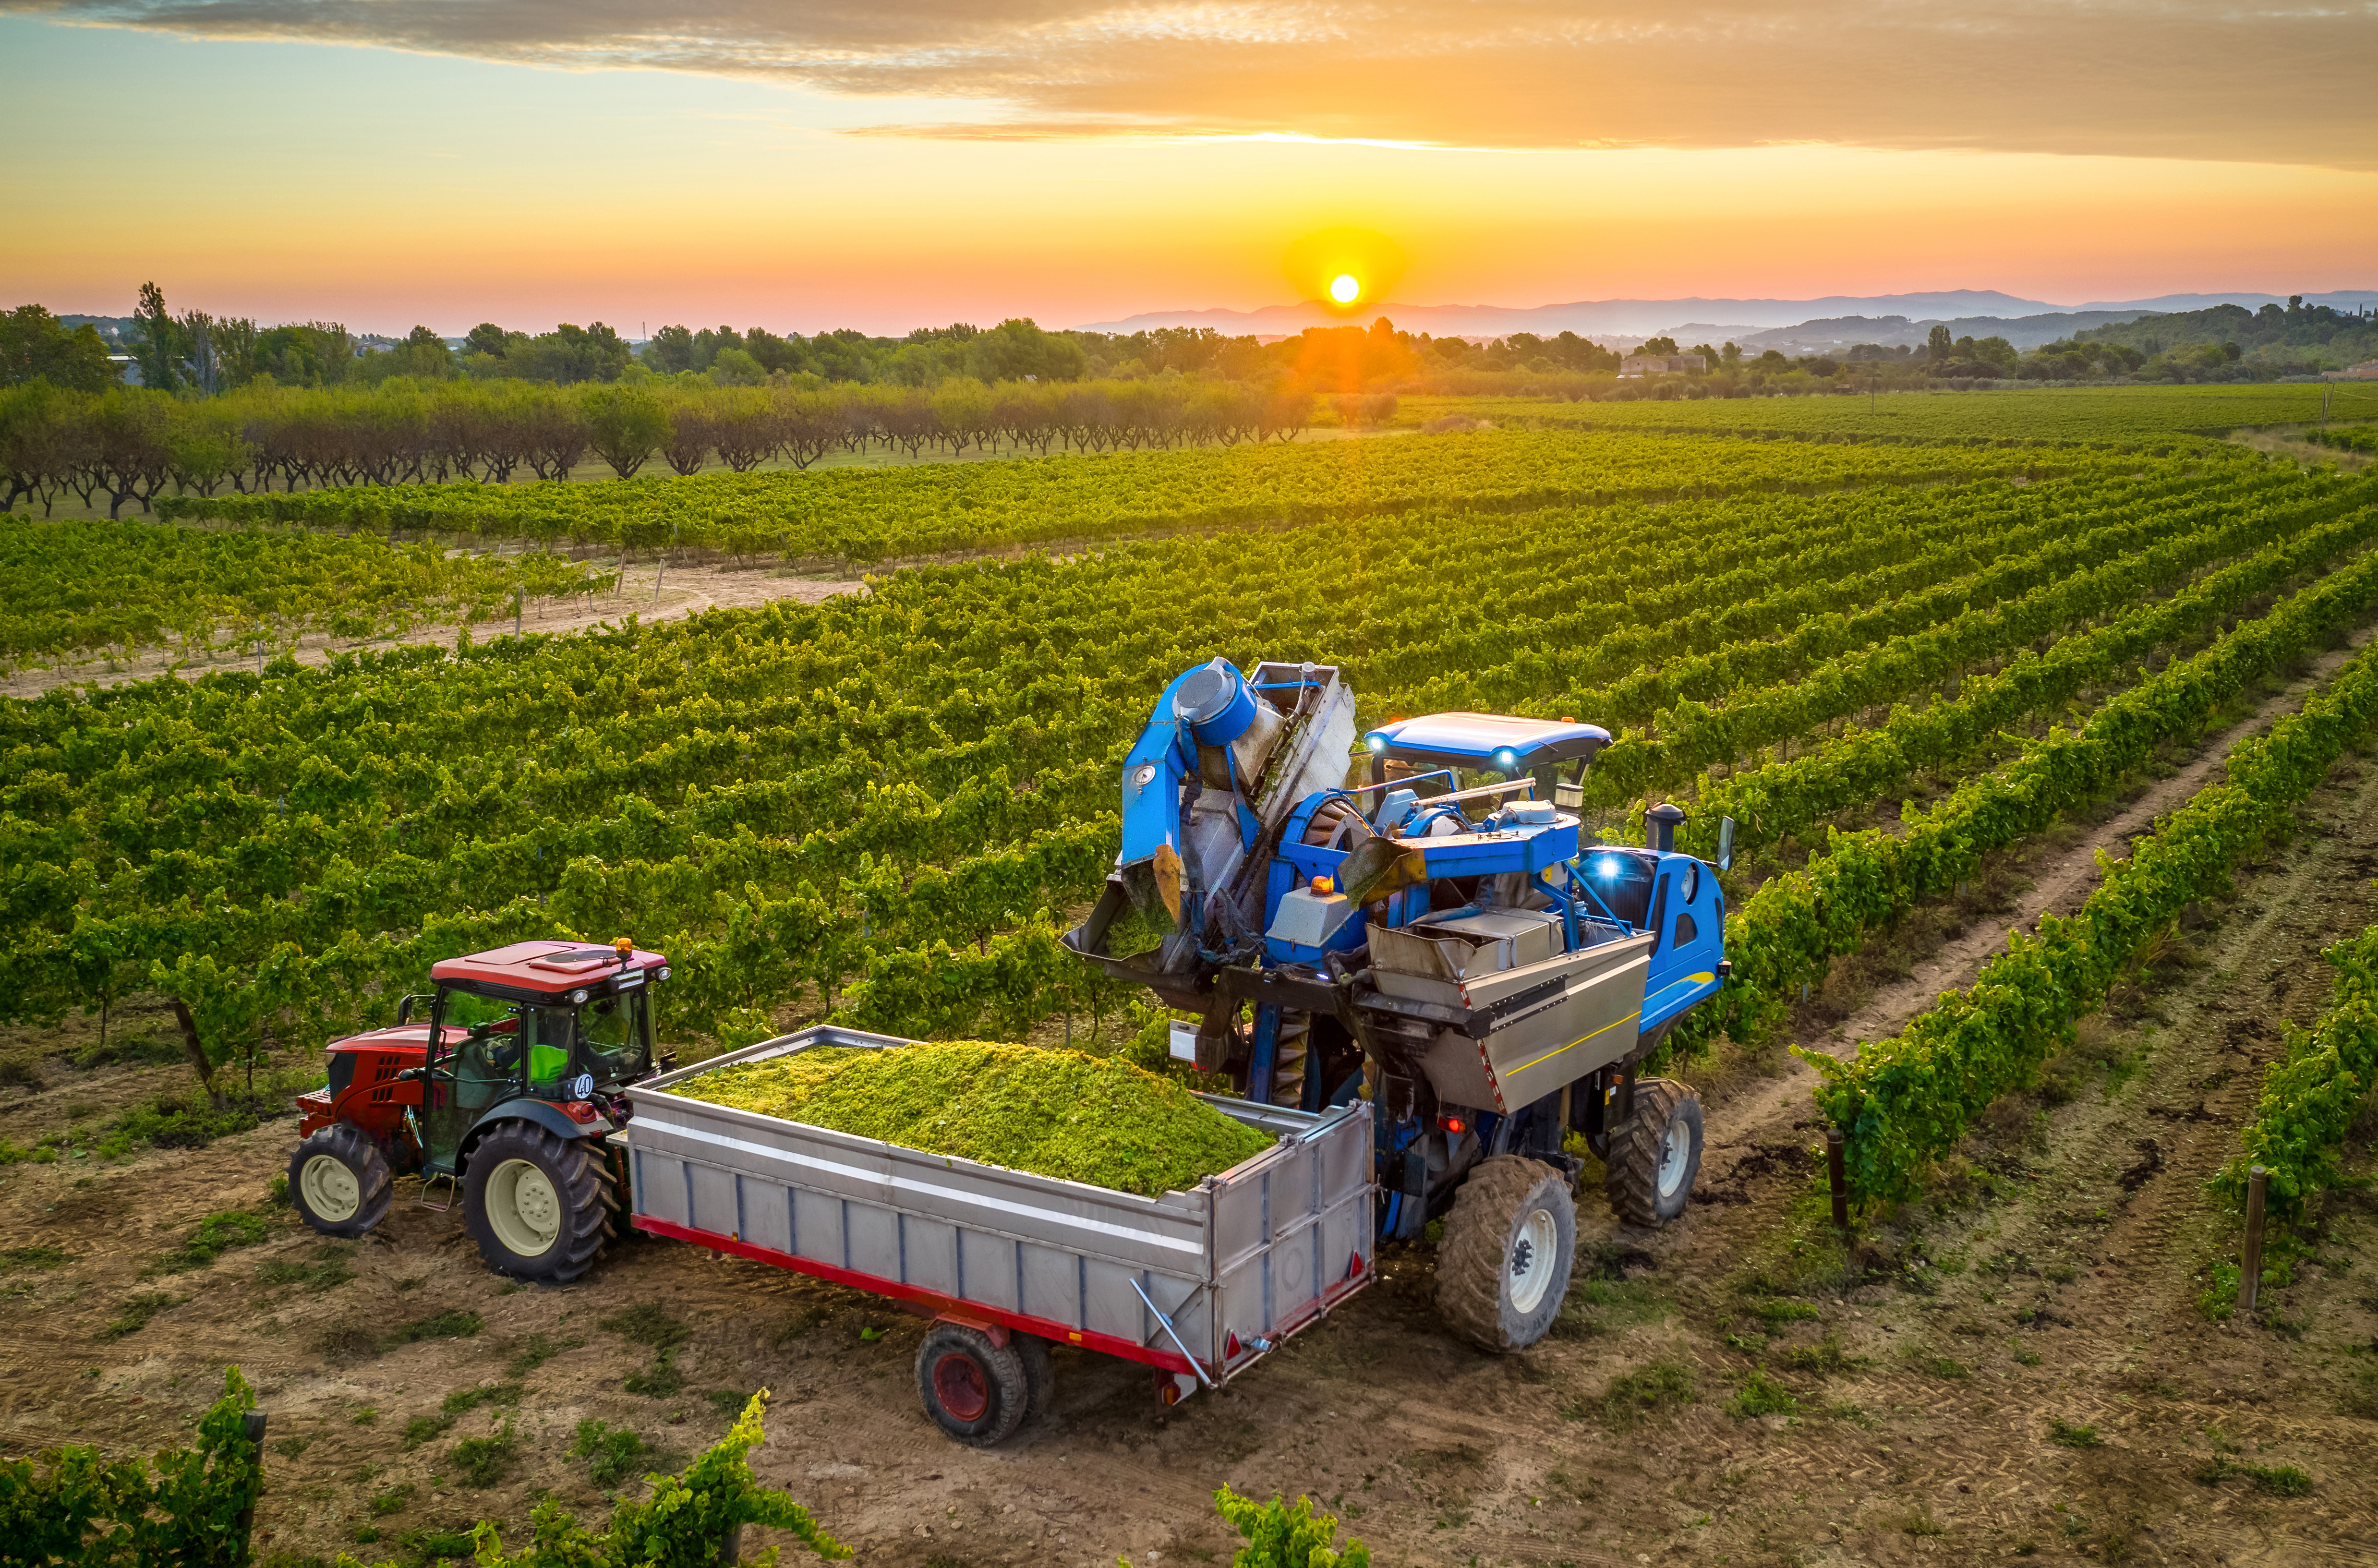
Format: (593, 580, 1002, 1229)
(1065, 658, 1731, 1352)
(287, 937, 671, 1283)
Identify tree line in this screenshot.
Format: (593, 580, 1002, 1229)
(7, 282, 1635, 395)
(0, 375, 1349, 518)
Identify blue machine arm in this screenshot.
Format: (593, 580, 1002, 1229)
(1116, 663, 1217, 867)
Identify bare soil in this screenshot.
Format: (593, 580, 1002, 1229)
(0, 562, 866, 701)
(7, 647, 2378, 1567)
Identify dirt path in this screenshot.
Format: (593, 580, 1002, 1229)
(0, 562, 867, 700)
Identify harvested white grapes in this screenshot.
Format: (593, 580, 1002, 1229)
(669, 1040, 1274, 1196)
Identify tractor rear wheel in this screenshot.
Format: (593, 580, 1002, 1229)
(914, 1323, 1030, 1447)
(462, 1123, 613, 1283)
(1433, 1156, 1576, 1353)
(1605, 1078, 1703, 1228)
(288, 1124, 392, 1239)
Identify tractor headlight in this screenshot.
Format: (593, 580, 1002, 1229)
(570, 988, 589, 1004)
(657, 966, 671, 981)
(1367, 736, 1387, 752)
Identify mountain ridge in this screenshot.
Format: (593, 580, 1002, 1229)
(1074, 289, 2378, 340)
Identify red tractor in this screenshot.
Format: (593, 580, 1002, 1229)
(287, 938, 671, 1283)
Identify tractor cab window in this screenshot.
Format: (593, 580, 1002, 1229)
(578, 989, 653, 1086)
(517, 1004, 578, 1096)
(429, 990, 573, 1101)
(424, 987, 559, 1170)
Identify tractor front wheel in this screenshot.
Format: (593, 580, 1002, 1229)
(288, 1123, 392, 1239)
(462, 1123, 614, 1283)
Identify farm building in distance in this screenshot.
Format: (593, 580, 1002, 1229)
(1620, 352, 1707, 377)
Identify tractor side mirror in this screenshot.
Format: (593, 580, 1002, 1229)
(1716, 816, 1736, 874)
(396, 994, 417, 1026)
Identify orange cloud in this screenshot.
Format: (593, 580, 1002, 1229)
(14, 0, 2375, 169)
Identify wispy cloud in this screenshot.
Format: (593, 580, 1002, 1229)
(15, 0, 2373, 168)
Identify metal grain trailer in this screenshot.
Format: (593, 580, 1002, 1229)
(616, 1025, 1376, 1446)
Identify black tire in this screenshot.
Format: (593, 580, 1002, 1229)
(914, 1323, 1030, 1447)
(1433, 1156, 1577, 1353)
(287, 1123, 392, 1239)
(1605, 1078, 1703, 1228)
(1015, 1333, 1055, 1427)
(461, 1122, 613, 1284)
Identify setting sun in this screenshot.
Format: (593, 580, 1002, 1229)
(1328, 273, 1361, 304)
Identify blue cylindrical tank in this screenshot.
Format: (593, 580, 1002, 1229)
(1173, 659, 1258, 746)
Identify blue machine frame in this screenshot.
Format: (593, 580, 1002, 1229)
(1066, 675, 1730, 1242)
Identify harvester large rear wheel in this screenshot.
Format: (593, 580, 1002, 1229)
(462, 1122, 613, 1284)
(288, 1123, 392, 1239)
(1605, 1079, 1703, 1228)
(1434, 1156, 1576, 1353)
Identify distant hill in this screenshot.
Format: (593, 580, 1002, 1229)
(1738, 311, 2161, 355)
(1075, 291, 2069, 338)
(58, 315, 140, 343)
(2077, 301, 2377, 366)
(1075, 289, 2378, 341)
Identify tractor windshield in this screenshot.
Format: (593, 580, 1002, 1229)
(577, 989, 653, 1086)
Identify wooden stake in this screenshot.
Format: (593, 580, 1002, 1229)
(1827, 1128, 1849, 1231)
(2240, 1164, 2268, 1312)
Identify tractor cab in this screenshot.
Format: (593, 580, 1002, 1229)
(414, 940, 670, 1174)
(289, 937, 669, 1284)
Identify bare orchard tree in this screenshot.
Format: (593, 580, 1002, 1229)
(657, 393, 718, 476)
(521, 389, 591, 482)
(91, 388, 176, 517)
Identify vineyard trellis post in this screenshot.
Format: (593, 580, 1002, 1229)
(1825, 1128, 1849, 1231)
(2239, 1164, 2269, 1312)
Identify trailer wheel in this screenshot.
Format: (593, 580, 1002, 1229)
(461, 1123, 612, 1284)
(288, 1124, 392, 1239)
(915, 1324, 1030, 1447)
(1606, 1079, 1702, 1228)
(1434, 1156, 1576, 1353)
(1016, 1334, 1055, 1426)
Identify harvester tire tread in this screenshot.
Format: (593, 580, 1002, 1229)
(288, 1123, 392, 1239)
(1433, 1156, 1576, 1354)
(1605, 1078, 1702, 1228)
(462, 1122, 612, 1284)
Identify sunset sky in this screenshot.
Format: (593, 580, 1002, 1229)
(3, 1, 2373, 336)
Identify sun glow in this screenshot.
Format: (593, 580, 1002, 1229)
(1328, 273, 1361, 303)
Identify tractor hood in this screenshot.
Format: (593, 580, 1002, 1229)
(327, 1023, 436, 1056)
